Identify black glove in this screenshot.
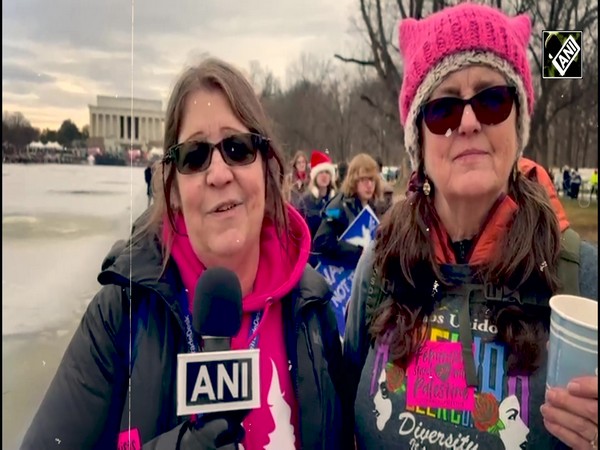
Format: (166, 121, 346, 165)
(177, 411, 248, 450)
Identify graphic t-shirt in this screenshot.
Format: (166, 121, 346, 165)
(354, 293, 560, 450)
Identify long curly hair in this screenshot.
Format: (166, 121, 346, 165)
(369, 164, 562, 375)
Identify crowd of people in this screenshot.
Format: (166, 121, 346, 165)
(23, 3, 597, 450)
(560, 166, 599, 201)
(282, 149, 396, 268)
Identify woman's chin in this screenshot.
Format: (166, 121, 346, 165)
(208, 231, 247, 257)
(448, 178, 504, 199)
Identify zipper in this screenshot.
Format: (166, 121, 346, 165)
(163, 288, 190, 334)
(300, 312, 327, 448)
(292, 298, 328, 448)
(302, 323, 315, 363)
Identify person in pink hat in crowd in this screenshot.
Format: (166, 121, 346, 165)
(343, 4, 598, 450)
(297, 150, 337, 266)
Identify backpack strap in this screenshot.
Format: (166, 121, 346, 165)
(557, 228, 581, 295)
(364, 229, 582, 328)
(364, 268, 386, 333)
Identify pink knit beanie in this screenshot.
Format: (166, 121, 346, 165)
(398, 3, 534, 170)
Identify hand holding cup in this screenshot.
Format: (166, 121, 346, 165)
(542, 295, 598, 449)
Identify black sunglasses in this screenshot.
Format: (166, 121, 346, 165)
(420, 85, 517, 135)
(164, 132, 270, 174)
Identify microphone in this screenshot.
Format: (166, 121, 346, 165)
(177, 268, 261, 416)
(193, 267, 243, 352)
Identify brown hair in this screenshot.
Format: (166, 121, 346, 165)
(133, 58, 288, 266)
(341, 153, 382, 200)
(370, 166, 562, 374)
(282, 150, 310, 202)
(290, 150, 309, 175)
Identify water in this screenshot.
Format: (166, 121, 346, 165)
(2, 163, 148, 448)
(2, 164, 148, 336)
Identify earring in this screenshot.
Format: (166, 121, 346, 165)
(423, 178, 431, 196)
(512, 165, 518, 182)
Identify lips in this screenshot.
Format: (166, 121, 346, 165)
(210, 200, 242, 214)
(454, 149, 488, 160)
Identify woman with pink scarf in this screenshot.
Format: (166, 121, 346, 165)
(23, 58, 349, 450)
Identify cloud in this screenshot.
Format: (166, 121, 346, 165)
(2, 63, 56, 84)
(1, 43, 37, 60)
(2, 0, 357, 130)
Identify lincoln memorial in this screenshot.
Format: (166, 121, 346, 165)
(88, 95, 165, 151)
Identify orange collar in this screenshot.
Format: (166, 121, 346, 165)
(518, 158, 570, 232)
(429, 195, 518, 265)
(429, 158, 570, 266)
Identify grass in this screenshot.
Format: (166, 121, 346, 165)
(560, 197, 598, 244)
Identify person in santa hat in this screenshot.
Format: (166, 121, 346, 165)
(297, 150, 337, 265)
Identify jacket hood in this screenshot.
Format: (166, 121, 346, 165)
(98, 215, 176, 303)
(518, 157, 570, 231)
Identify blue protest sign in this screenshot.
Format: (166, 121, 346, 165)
(315, 205, 379, 336)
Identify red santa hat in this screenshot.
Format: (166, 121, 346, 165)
(308, 150, 336, 198)
(309, 150, 336, 184)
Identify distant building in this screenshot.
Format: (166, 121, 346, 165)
(88, 95, 165, 153)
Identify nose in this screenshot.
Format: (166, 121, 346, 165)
(457, 104, 481, 136)
(205, 149, 234, 187)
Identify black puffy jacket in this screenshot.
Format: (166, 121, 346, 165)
(22, 231, 350, 450)
(312, 193, 373, 269)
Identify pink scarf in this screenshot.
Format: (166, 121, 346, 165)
(164, 206, 311, 449)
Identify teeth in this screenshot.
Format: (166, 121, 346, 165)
(216, 203, 236, 212)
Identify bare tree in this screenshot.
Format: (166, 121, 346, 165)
(335, 0, 598, 168)
(263, 54, 355, 162)
(248, 60, 282, 99)
(2, 112, 40, 151)
(526, 0, 598, 165)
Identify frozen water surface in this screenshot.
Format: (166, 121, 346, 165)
(3, 163, 147, 336)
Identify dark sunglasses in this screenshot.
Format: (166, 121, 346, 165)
(164, 132, 270, 174)
(420, 85, 517, 135)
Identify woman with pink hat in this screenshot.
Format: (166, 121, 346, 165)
(344, 4, 598, 450)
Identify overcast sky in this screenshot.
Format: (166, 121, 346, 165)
(2, 0, 362, 130)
